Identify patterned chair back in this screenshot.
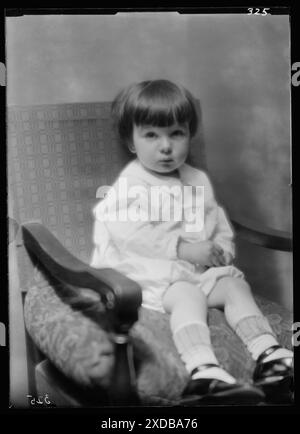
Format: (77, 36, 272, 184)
(8, 101, 206, 292)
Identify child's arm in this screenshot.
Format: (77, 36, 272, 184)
(200, 171, 235, 265)
(212, 206, 235, 264)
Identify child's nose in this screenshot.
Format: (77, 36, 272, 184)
(160, 137, 172, 154)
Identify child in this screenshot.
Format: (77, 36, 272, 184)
(91, 79, 293, 404)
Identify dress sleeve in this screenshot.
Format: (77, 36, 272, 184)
(92, 181, 181, 260)
(201, 172, 236, 258)
(213, 206, 236, 258)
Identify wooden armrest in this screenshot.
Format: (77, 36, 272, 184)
(21, 222, 142, 331)
(231, 217, 292, 252)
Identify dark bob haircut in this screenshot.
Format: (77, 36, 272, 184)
(111, 79, 199, 147)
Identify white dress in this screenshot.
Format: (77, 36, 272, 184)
(90, 159, 244, 312)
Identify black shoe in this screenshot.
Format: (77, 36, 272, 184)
(253, 345, 294, 404)
(180, 364, 265, 405)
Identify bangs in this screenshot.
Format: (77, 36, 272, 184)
(132, 81, 198, 135)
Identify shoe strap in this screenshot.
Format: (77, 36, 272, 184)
(256, 344, 282, 365)
(190, 363, 221, 377)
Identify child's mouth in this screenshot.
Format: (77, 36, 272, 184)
(160, 159, 173, 163)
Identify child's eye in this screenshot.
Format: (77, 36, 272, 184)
(171, 130, 185, 137)
(145, 132, 157, 139)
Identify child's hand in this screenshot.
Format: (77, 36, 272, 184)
(194, 241, 225, 267)
(178, 240, 226, 267)
(222, 250, 234, 266)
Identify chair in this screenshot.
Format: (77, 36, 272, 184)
(8, 101, 293, 407)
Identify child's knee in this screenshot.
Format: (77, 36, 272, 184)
(223, 277, 252, 302)
(162, 281, 205, 313)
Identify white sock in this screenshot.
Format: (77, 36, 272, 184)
(173, 321, 218, 369)
(173, 321, 236, 384)
(247, 334, 279, 361)
(247, 334, 293, 362)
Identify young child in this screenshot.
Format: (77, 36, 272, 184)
(91, 79, 293, 404)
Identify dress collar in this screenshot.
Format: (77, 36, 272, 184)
(122, 159, 201, 187)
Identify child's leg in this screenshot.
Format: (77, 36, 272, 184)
(206, 276, 292, 361)
(163, 280, 265, 403)
(163, 281, 240, 383)
(207, 276, 293, 401)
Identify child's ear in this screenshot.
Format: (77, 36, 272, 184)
(128, 142, 136, 154)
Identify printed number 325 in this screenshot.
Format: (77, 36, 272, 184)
(248, 8, 270, 15)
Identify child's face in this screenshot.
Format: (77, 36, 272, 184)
(131, 123, 190, 175)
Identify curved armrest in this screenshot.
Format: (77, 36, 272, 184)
(22, 222, 142, 331)
(231, 217, 292, 252)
